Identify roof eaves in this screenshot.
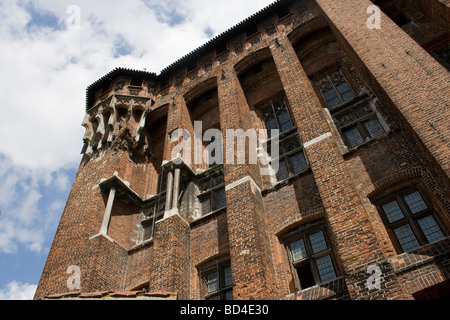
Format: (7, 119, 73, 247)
(159, 0, 286, 76)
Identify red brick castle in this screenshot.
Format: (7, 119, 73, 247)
(35, 0, 450, 300)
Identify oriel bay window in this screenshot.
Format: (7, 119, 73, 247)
(375, 186, 446, 253)
(316, 69, 388, 150)
(284, 223, 338, 291)
(261, 97, 309, 182)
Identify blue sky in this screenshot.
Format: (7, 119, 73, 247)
(0, 0, 274, 300)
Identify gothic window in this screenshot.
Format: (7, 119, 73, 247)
(317, 70, 355, 110)
(374, 186, 446, 253)
(261, 97, 309, 181)
(261, 98, 294, 138)
(201, 261, 233, 300)
(283, 222, 338, 291)
(334, 102, 386, 149)
(198, 168, 226, 216)
(316, 69, 387, 150)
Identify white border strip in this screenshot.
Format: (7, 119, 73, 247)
(304, 132, 333, 149)
(225, 176, 262, 193)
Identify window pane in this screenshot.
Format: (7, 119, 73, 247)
(289, 151, 308, 174)
(278, 110, 293, 132)
(316, 255, 337, 283)
(276, 158, 289, 181)
(404, 191, 428, 214)
(382, 200, 405, 223)
(364, 118, 385, 139)
(309, 231, 328, 254)
(291, 239, 307, 261)
(323, 87, 341, 110)
(323, 88, 338, 103)
(265, 117, 278, 138)
(207, 272, 219, 293)
(335, 82, 354, 102)
(283, 137, 302, 153)
(215, 188, 226, 210)
(343, 126, 365, 148)
(224, 267, 232, 287)
(394, 225, 420, 252)
(207, 295, 220, 300)
(417, 215, 445, 244)
(225, 290, 233, 300)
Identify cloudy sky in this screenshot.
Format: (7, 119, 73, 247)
(0, 0, 275, 300)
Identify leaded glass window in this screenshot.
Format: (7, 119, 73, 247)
(315, 69, 388, 150)
(376, 186, 446, 253)
(285, 224, 338, 291)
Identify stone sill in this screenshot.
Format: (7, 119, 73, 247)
(389, 236, 450, 274)
(189, 207, 227, 227)
(284, 276, 347, 301)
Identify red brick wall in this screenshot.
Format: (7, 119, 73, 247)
(36, 0, 450, 301)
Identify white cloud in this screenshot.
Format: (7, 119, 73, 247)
(0, 281, 37, 300)
(0, 156, 65, 253)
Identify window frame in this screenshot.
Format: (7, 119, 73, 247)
(314, 68, 389, 150)
(316, 69, 355, 110)
(197, 167, 226, 216)
(332, 97, 388, 149)
(259, 96, 309, 182)
(139, 195, 166, 243)
(375, 185, 447, 253)
(201, 261, 233, 300)
(282, 222, 338, 291)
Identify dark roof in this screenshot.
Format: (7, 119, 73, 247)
(86, 67, 158, 110)
(86, 0, 296, 109)
(159, 0, 294, 76)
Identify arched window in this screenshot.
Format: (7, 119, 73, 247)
(373, 184, 447, 253)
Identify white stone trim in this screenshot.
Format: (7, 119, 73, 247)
(304, 132, 333, 149)
(225, 176, 261, 193)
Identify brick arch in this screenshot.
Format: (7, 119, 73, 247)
(287, 16, 328, 47)
(183, 76, 218, 106)
(367, 167, 425, 199)
(233, 47, 273, 76)
(366, 166, 450, 218)
(194, 251, 230, 269)
(274, 208, 326, 238)
(145, 103, 169, 128)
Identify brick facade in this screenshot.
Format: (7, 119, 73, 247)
(35, 0, 450, 300)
